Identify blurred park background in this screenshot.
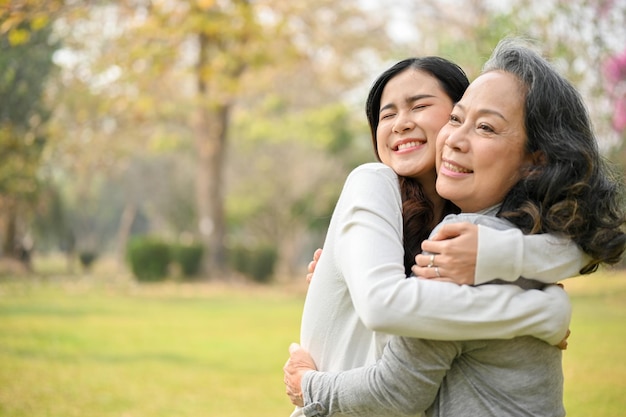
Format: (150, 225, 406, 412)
(1, 0, 625, 281)
(1, 0, 626, 416)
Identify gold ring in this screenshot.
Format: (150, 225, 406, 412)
(435, 266, 441, 277)
(427, 254, 435, 268)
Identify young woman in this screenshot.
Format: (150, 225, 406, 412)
(285, 38, 626, 417)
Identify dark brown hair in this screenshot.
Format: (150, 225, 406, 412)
(366, 57, 469, 275)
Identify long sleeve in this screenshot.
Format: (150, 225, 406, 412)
(301, 337, 459, 417)
(332, 165, 570, 345)
(475, 226, 590, 285)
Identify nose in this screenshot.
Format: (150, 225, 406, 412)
(444, 125, 468, 152)
(392, 112, 415, 134)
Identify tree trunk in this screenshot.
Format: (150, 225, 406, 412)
(194, 103, 230, 278)
(194, 32, 231, 278)
(114, 201, 137, 271)
(1, 200, 17, 258)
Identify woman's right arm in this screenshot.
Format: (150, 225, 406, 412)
(414, 223, 589, 285)
(286, 338, 458, 417)
(475, 226, 589, 285)
(309, 249, 570, 345)
(324, 164, 571, 345)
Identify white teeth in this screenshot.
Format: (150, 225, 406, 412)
(397, 141, 422, 151)
(443, 161, 472, 173)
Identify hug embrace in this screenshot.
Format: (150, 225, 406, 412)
(284, 37, 626, 417)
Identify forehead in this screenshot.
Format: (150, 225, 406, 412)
(382, 69, 444, 98)
(460, 70, 525, 113)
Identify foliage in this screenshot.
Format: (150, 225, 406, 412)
(126, 236, 171, 282)
(0, 15, 58, 230)
(170, 242, 204, 278)
(31, 184, 71, 252)
(43, 0, 394, 277)
(226, 100, 371, 276)
(229, 243, 279, 283)
(2, 0, 625, 279)
(78, 250, 97, 270)
(394, 0, 625, 157)
(127, 237, 204, 281)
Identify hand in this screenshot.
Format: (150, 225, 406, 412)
(283, 343, 317, 406)
(305, 248, 323, 284)
(556, 329, 571, 350)
(551, 283, 571, 350)
(412, 223, 478, 285)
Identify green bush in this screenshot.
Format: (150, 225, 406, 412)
(127, 237, 171, 282)
(170, 243, 204, 278)
(229, 244, 278, 283)
(78, 251, 98, 271)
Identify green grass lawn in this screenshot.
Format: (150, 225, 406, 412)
(0, 269, 624, 416)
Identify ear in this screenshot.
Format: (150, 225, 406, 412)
(530, 150, 547, 166)
(521, 150, 546, 178)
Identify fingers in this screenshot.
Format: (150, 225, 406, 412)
(414, 223, 478, 285)
(284, 343, 306, 406)
(285, 385, 304, 406)
(427, 222, 468, 241)
(420, 239, 443, 255)
(305, 248, 323, 284)
(415, 252, 439, 268)
(422, 223, 478, 253)
(556, 329, 571, 350)
(284, 365, 304, 406)
(413, 252, 442, 279)
(306, 259, 317, 284)
(411, 264, 447, 280)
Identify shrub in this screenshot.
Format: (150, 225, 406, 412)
(78, 251, 98, 271)
(170, 243, 204, 278)
(127, 237, 171, 282)
(229, 244, 278, 283)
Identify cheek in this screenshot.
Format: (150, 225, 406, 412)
(435, 127, 450, 157)
(435, 176, 460, 201)
(429, 107, 453, 130)
(425, 144, 437, 167)
(488, 160, 523, 193)
(376, 124, 389, 147)
(375, 139, 391, 166)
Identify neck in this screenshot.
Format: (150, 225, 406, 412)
(422, 177, 447, 224)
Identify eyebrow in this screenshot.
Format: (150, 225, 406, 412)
(455, 103, 507, 121)
(380, 94, 436, 114)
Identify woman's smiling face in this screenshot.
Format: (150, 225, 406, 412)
(435, 70, 532, 213)
(376, 68, 455, 183)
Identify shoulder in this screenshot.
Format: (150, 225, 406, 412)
(339, 163, 401, 207)
(439, 213, 514, 230)
(346, 162, 398, 186)
(349, 162, 397, 178)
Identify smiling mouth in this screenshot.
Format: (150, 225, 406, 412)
(395, 141, 424, 151)
(442, 160, 472, 173)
